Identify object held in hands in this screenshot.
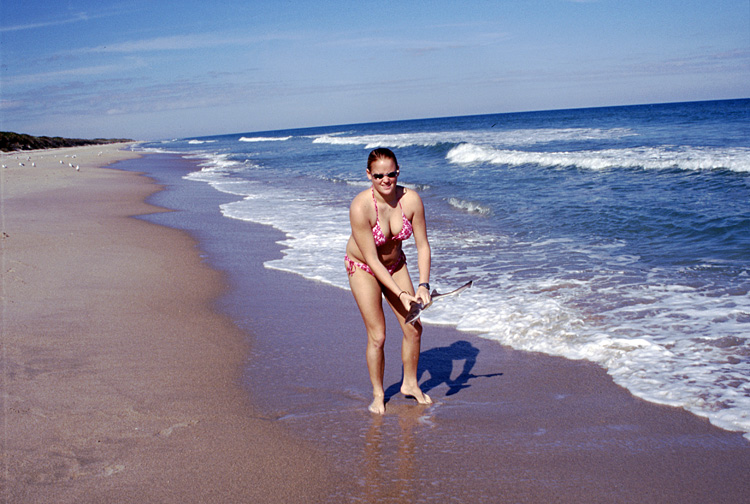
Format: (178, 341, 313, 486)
(405, 280, 473, 325)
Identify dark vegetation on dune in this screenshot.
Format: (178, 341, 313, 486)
(1, 132, 134, 152)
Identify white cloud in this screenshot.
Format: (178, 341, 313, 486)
(78, 31, 301, 54)
(81, 34, 235, 53)
(0, 7, 130, 33)
(0, 12, 89, 32)
(4, 62, 144, 86)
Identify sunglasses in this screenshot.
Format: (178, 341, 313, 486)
(371, 170, 399, 180)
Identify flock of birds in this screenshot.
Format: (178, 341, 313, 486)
(1, 151, 103, 171)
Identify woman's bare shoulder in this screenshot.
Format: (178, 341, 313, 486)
(351, 187, 371, 204)
(399, 185, 423, 206)
(350, 188, 373, 216)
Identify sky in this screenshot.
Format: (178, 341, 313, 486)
(1, 0, 748, 140)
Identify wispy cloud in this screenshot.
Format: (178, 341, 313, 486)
(4, 61, 146, 86)
(403, 31, 510, 56)
(0, 99, 24, 111)
(0, 9, 120, 33)
(624, 48, 750, 77)
(1, 3, 144, 33)
(4, 66, 259, 122)
(78, 31, 301, 54)
(81, 34, 237, 53)
(319, 29, 510, 57)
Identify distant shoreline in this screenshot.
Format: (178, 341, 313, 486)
(0, 131, 134, 152)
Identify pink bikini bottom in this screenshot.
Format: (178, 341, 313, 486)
(345, 251, 406, 277)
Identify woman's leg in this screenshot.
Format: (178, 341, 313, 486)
(348, 266, 388, 413)
(385, 264, 432, 405)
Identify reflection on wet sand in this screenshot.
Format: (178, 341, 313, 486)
(359, 340, 505, 501)
(363, 406, 427, 503)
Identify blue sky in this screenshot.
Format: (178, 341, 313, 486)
(2, 0, 748, 140)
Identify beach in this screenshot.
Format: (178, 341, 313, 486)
(3, 145, 750, 503)
(1, 145, 332, 503)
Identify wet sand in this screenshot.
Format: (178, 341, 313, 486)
(1, 145, 332, 503)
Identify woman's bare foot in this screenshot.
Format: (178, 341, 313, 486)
(368, 394, 386, 414)
(400, 385, 432, 405)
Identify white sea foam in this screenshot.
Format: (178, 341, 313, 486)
(184, 153, 237, 172)
(133, 146, 183, 154)
(220, 186, 351, 286)
(239, 136, 292, 142)
(187, 139, 216, 144)
(448, 197, 491, 215)
(421, 258, 750, 440)
(447, 143, 750, 172)
(312, 127, 636, 149)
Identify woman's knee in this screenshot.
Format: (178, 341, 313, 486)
(367, 328, 386, 349)
(402, 322, 422, 341)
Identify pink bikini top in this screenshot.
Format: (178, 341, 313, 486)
(371, 188, 413, 246)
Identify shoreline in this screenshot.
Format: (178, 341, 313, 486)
(122, 152, 750, 503)
(1, 145, 332, 502)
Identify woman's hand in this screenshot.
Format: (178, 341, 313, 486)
(416, 285, 432, 306)
(398, 291, 418, 311)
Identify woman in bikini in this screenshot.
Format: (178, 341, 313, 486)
(345, 148, 433, 414)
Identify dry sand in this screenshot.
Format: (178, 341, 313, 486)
(1, 145, 331, 503)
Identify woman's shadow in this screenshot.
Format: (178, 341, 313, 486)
(384, 340, 502, 402)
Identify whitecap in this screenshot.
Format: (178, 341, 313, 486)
(446, 143, 750, 172)
(311, 127, 637, 150)
(448, 197, 491, 215)
(239, 136, 292, 142)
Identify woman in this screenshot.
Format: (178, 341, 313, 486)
(345, 148, 433, 414)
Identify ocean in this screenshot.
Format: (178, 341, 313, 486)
(137, 98, 750, 441)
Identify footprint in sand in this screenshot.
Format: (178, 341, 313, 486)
(157, 419, 199, 437)
(103, 464, 125, 477)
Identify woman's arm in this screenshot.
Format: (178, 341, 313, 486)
(407, 191, 432, 305)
